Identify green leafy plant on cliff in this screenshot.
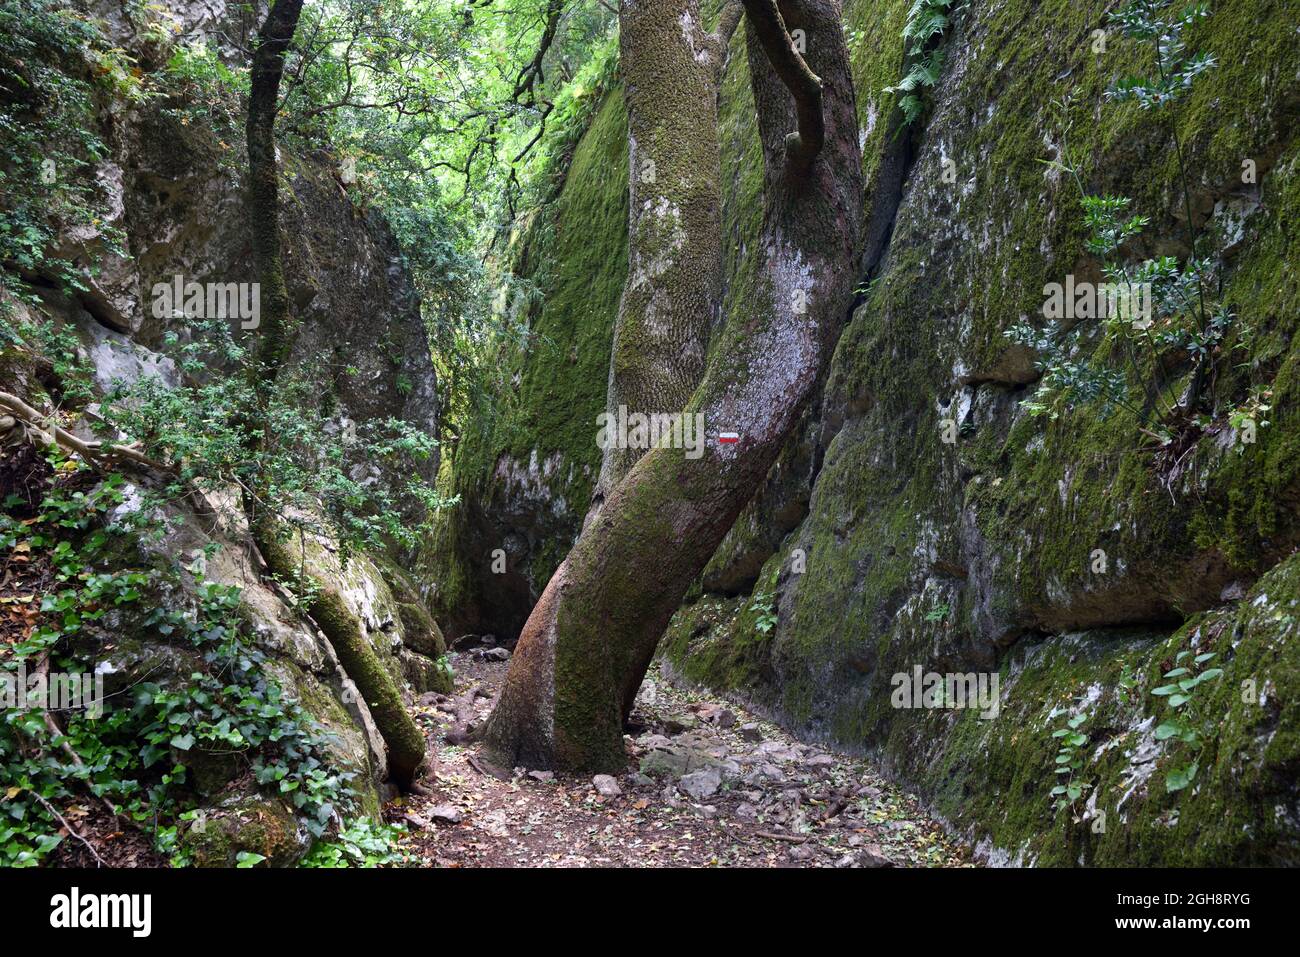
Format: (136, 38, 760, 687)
(1049, 710, 1091, 814)
(1226, 386, 1272, 452)
(1004, 182, 1231, 431)
(1005, 2, 1249, 445)
(924, 601, 952, 623)
(885, 0, 963, 125)
(1152, 649, 1223, 792)
(750, 592, 779, 635)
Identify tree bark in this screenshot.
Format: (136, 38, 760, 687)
(588, 0, 729, 516)
(483, 0, 862, 771)
(245, 0, 303, 409)
(242, 0, 427, 788)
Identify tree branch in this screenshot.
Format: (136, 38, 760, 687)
(513, 0, 566, 105)
(0, 392, 175, 474)
(708, 0, 745, 75)
(741, 0, 824, 173)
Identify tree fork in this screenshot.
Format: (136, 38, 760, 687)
(483, 0, 862, 771)
(740, 0, 825, 173)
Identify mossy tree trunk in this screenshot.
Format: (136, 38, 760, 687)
(255, 517, 428, 787)
(245, 0, 303, 409)
(588, 0, 737, 515)
(483, 0, 863, 771)
(242, 0, 426, 788)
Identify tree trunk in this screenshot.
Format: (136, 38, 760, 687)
(587, 0, 732, 517)
(483, 0, 863, 771)
(242, 0, 427, 789)
(255, 517, 428, 787)
(245, 0, 302, 409)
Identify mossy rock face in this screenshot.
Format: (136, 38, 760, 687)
(375, 558, 448, 658)
(663, 0, 1300, 865)
(913, 553, 1300, 867)
(422, 90, 630, 642)
(179, 795, 307, 868)
(397, 647, 454, 695)
(395, 601, 445, 658)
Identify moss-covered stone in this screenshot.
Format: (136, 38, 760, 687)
(180, 795, 307, 868)
(661, 0, 1300, 865)
(422, 90, 630, 641)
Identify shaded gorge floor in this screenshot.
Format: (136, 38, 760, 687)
(393, 653, 972, 867)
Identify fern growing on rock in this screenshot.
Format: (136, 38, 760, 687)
(886, 0, 962, 125)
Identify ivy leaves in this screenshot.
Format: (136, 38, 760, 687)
(1049, 711, 1090, 812)
(1151, 650, 1223, 792)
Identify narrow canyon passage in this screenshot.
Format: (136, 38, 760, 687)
(399, 653, 968, 867)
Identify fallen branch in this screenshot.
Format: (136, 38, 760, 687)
(755, 830, 810, 843)
(31, 792, 109, 867)
(254, 513, 428, 790)
(0, 391, 174, 474)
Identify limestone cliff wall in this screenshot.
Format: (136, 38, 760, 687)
(438, 0, 1300, 863)
(2, 0, 446, 864)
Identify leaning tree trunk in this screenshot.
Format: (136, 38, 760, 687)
(586, 0, 739, 517)
(243, 0, 426, 788)
(483, 0, 863, 771)
(245, 0, 302, 410)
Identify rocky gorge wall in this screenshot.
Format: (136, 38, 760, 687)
(2, 0, 447, 864)
(436, 0, 1300, 864)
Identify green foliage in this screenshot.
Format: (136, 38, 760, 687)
(749, 592, 779, 635)
(93, 315, 450, 556)
(1004, 5, 1261, 445)
(923, 601, 951, 623)
(1048, 710, 1090, 813)
(1151, 649, 1223, 792)
(0, 0, 129, 296)
(0, 457, 393, 866)
(885, 0, 962, 125)
(1107, 1, 1217, 107)
(301, 817, 413, 867)
(265, 1, 620, 455)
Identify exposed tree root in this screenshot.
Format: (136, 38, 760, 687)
(0, 391, 174, 474)
(444, 686, 491, 745)
(253, 516, 428, 790)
